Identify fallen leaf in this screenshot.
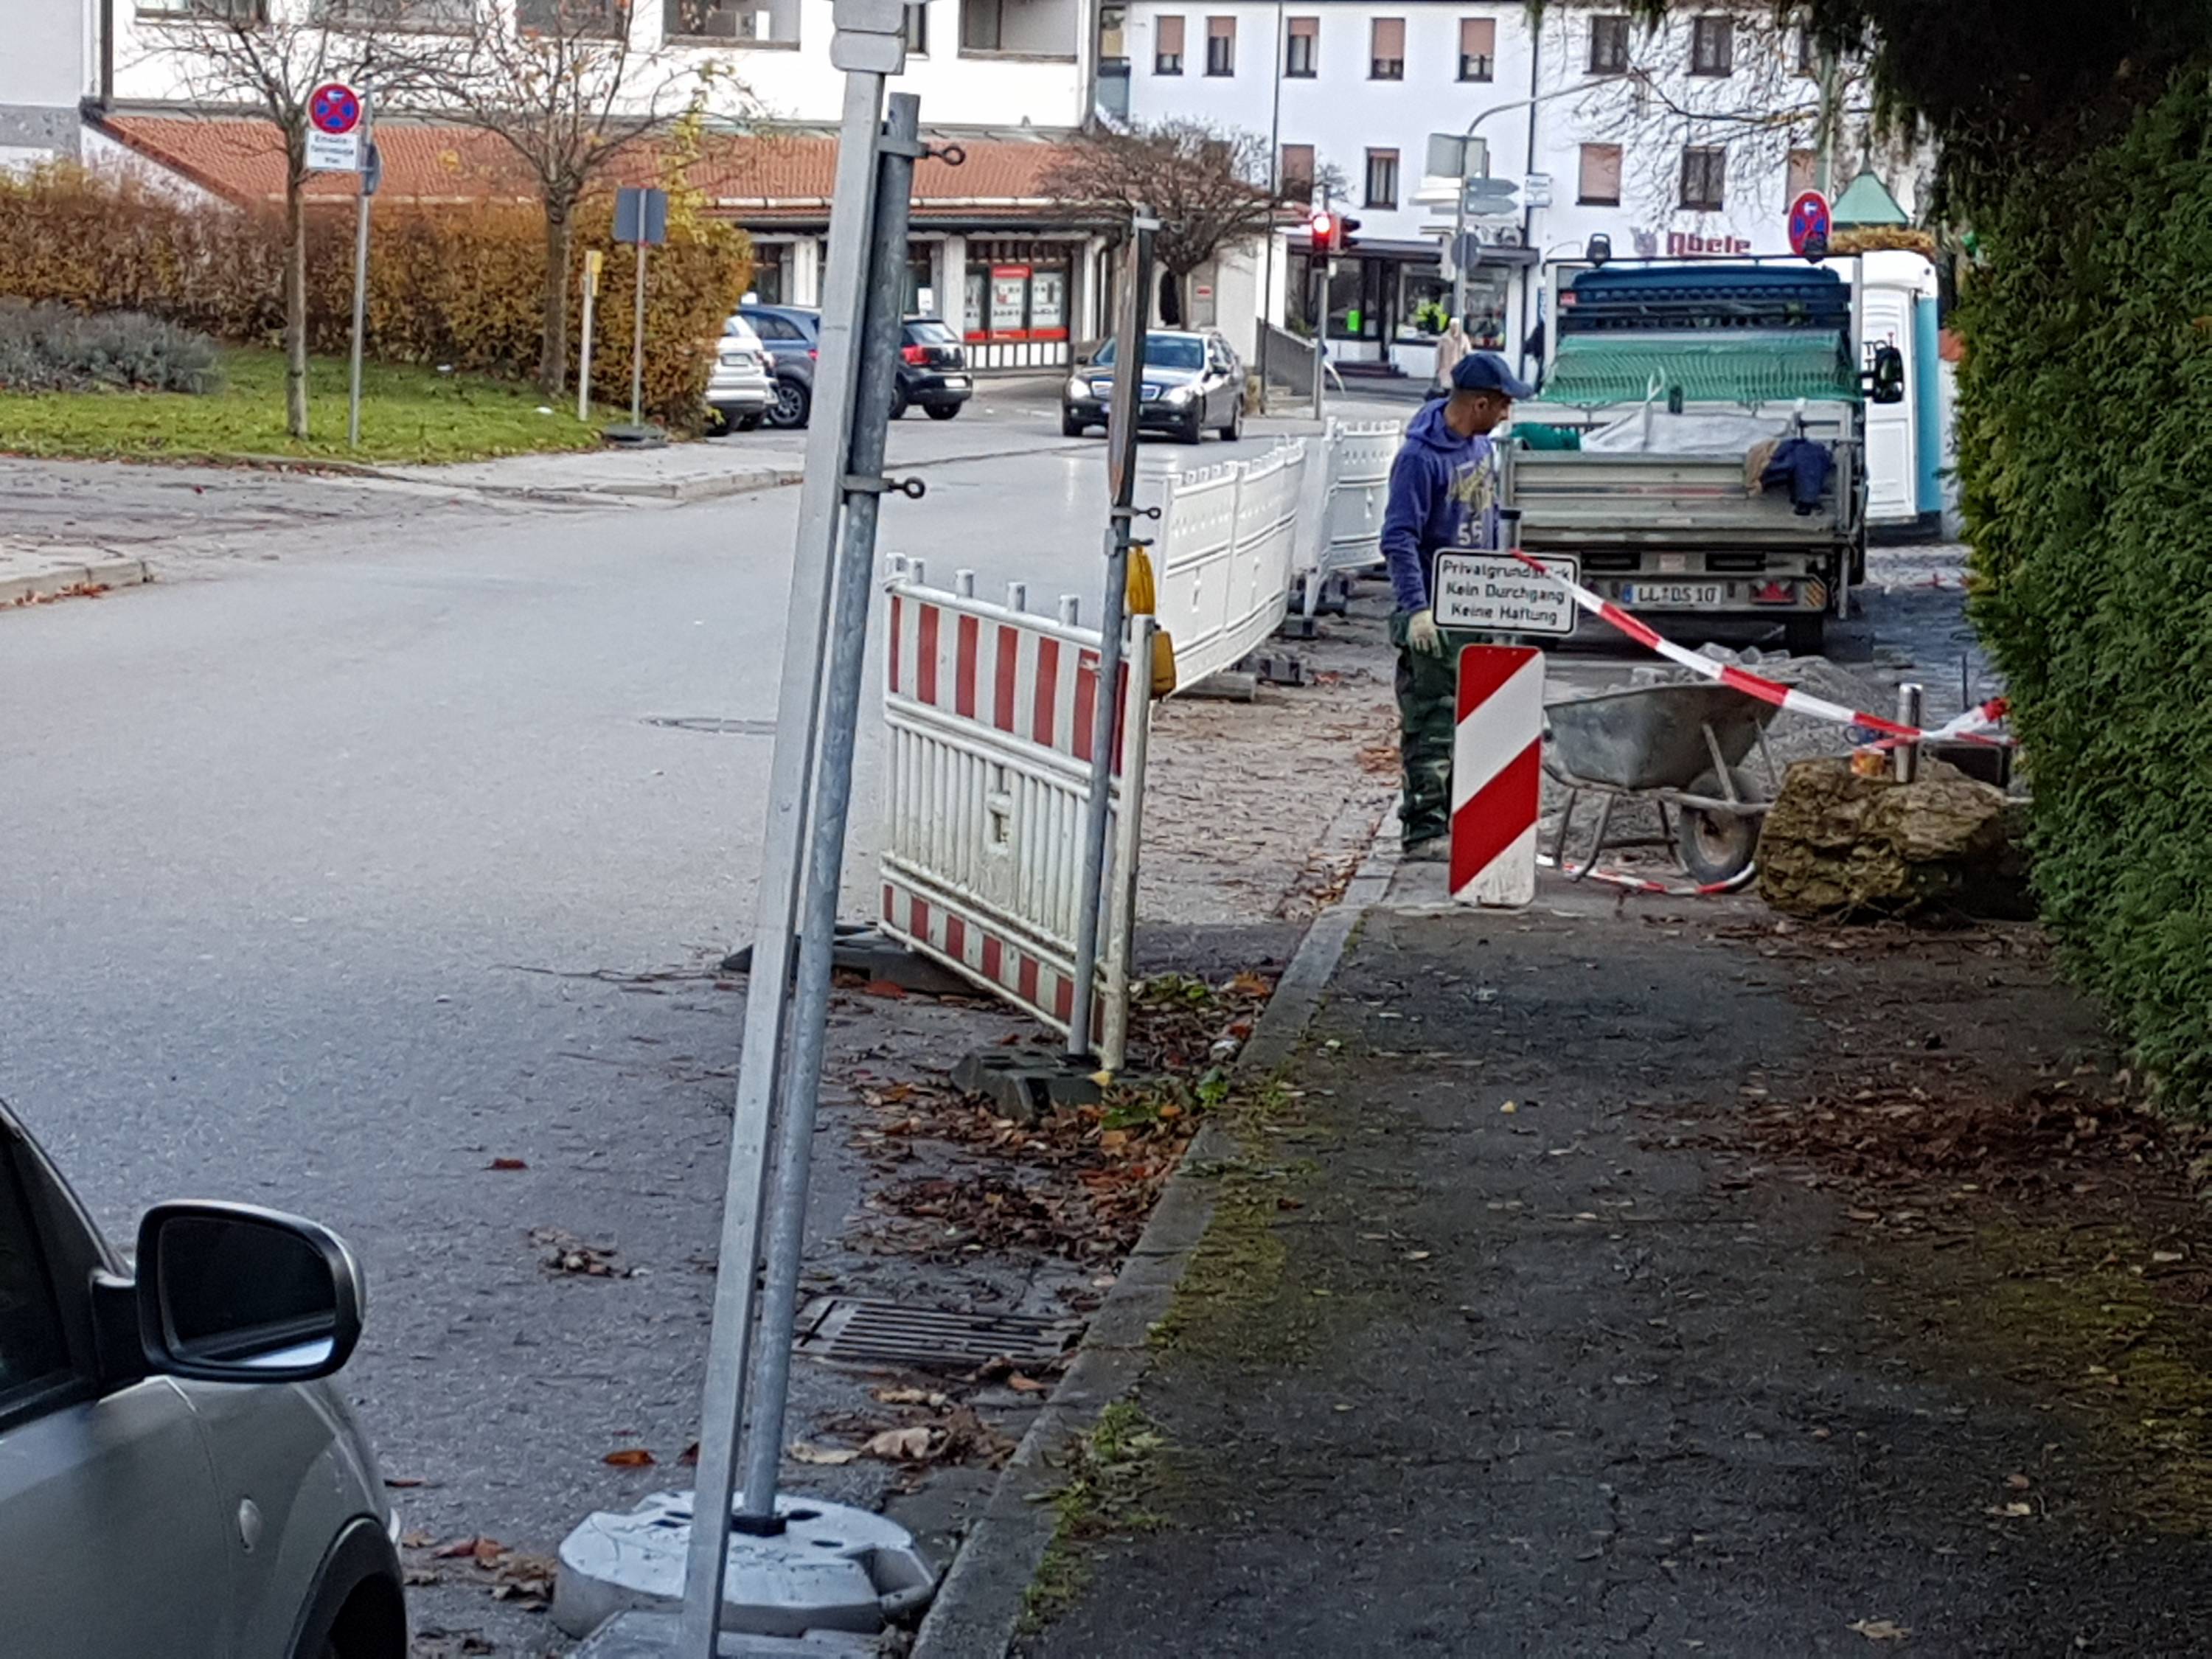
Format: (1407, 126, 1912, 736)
(1848, 1619, 1910, 1641)
(1006, 1373, 1048, 1394)
(1404, 1250, 1433, 1262)
(1846, 1208, 1881, 1223)
(680, 1441, 700, 1465)
(432, 1535, 502, 1560)
(872, 1386, 952, 1408)
(2006, 1473, 2031, 1491)
(864, 1426, 941, 1462)
(863, 978, 909, 999)
(790, 1441, 861, 1466)
(488, 1157, 529, 1172)
(2152, 1250, 2186, 1265)
(1986, 1501, 2033, 1517)
(602, 1447, 655, 1467)
(383, 1475, 428, 1489)
(1499, 1101, 1518, 1114)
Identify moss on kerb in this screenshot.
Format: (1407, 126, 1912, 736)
(1874, 1212, 2212, 1528)
(1020, 1402, 1167, 1633)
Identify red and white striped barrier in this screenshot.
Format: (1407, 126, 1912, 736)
(879, 566, 1148, 1068)
(1450, 644, 1545, 907)
(1508, 550, 2012, 748)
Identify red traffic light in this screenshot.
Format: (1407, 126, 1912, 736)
(1307, 211, 1335, 253)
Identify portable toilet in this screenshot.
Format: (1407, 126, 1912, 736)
(1857, 248, 1942, 540)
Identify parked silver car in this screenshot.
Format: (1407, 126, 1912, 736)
(706, 312, 774, 431)
(0, 1100, 405, 1658)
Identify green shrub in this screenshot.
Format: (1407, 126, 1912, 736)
(1959, 69, 2212, 1105)
(0, 164, 750, 429)
(0, 299, 223, 394)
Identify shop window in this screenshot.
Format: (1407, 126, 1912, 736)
(1680, 145, 1726, 211)
(1154, 13, 1183, 72)
(1589, 13, 1629, 73)
(666, 0, 781, 41)
(1205, 15, 1234, 75)
(963, 246, 1073, 344)
(1365, 147, 1398, 210)
(1457, 17, 1494, 82)
(1578, 143, 1622, 206)
(1689, 14, 1733, 76)
(1284, 15, 1317, 76)
(1368, 16, 1402, 79)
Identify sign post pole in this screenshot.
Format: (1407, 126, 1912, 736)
(629, 242, 648, 429)
(577, 250, 601, 423)
(346, 97, 378, 451)
(609, 187, 669, 442)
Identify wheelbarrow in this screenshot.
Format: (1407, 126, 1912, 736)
(1543, 681, 1783, 884)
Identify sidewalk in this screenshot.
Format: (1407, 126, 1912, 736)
(1006, 882, 2212, 1656)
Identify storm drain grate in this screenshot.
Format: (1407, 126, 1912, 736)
(643, 716, 777, 736)
(793, 1296, 1082, 1372)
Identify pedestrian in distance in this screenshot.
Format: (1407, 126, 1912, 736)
(1431, 316, 1472, 393)
(1380, 349, 1533, 860)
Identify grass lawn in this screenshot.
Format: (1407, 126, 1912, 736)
(0, 346, 613, 466)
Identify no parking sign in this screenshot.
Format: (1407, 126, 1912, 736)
(1789, 190, 1832, 262)
(306, 81, 366, 173)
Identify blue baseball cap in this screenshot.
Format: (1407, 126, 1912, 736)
(1452, 351, 1534, 399)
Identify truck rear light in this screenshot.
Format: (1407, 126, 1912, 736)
(1751, 581, 1795, 605)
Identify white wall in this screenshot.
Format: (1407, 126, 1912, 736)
(114, 0, 1091, 131)
(0, 0, 91, 161)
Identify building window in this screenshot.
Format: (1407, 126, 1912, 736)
(1787, 148, 1819, 200)
(1457, 16, 1495, 82)
(1689, 14, 1733, 76)
(1589, 13, 1629, 73)
(1578, 143, 1622, 206)
(1798, 27, 1818, 72)
(138, 0, 268, 15)
(1284, 14, 1318, 77)
(903, 0, 927, 53)
(1153, 13, 1183, 72)
(1365, 147, 1398, 209)
(316, 0, 473, 24)
(1369, 16, 1403, 79)
(517, 0, 623, 32)
(666, 0, 773, 39)
(1205, 15, 1234, 74)
(1680, 145, 1726, 210)
(1280, 142, 1315, 201)
(961, 0, 1003, 50)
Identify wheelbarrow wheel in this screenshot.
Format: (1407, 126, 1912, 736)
(1676, 767, 1762, 885)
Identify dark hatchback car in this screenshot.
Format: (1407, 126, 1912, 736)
(738, 305, 971, 428)
(1061, 328, 1244, 443)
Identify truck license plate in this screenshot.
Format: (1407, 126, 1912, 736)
(1625, 582, 1725, 608)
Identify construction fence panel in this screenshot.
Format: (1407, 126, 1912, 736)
(1314, 417, 1405, 583)
(1154, 439, 1310, 689)
(878, 565, 1149, 1066)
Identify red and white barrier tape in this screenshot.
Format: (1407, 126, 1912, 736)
(1506, 550, 2013, 748)
(1537, 854, 1759, 897)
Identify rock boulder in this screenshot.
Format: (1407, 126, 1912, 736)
(1757, 757, 2034, 919)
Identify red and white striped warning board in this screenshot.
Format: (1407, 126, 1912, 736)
(1450, 644, 1545, 907)
(887, 589, 1124, 772)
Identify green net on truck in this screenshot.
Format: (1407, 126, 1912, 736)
(1533, 331, 1859, 408)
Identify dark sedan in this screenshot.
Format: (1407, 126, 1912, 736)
(738, 305, 971, 428)
(1061, 328, 1245, 443)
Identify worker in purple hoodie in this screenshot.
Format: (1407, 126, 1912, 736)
(1380, 350, 1531, 858)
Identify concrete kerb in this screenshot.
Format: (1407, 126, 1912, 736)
(1, 554, 151, 608)
(907, 823, 1401, 1659)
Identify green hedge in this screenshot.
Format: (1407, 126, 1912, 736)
(1960, 70, 2212, 1104)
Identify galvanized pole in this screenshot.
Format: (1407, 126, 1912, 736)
(346, 93, 375, 451)
(577, 250, 599, 424)
(1065, 214, 1155, 1062)
(1895, 682, 1924, 783)
(735, 91, 919, 1525)
(1310, 259, 1326, 424)
(629, 242, 650, 429)
(676, 22, 895, 1651)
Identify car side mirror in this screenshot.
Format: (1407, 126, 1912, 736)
(1866, 343, 1907, 406)
(136, 1202, 364, 1384)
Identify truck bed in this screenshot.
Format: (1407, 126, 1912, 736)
(1506, 451, 1848, 551)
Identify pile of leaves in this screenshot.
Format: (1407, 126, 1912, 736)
(853, 970, 1275, 1265)
(400, 1532, 557, 1617)
(0, 299, 220, 395)
(788, 1382, 1020, 1492)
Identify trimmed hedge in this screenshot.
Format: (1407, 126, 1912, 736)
(1959, 70, 2212, 1105)
(0, 167, 751, 428)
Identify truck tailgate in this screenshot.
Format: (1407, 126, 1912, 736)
(1509, 453, 1845, 549)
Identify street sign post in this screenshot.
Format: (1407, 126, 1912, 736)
(1789, 190, 1833, 262)
(342, 97, 377, 449)
(305, 81, 364, 173)
(577, 249, 602, 422)
(613, 187, 669, 433)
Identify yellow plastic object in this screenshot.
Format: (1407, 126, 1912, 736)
(1127, 546, 1178, 698)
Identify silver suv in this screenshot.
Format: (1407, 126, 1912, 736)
(0, 1100, 404, 1658)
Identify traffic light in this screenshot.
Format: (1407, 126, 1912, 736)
(1337, 215, 1363, 251)
(1307, 209, 1335, 255)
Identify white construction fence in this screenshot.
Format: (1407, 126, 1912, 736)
(878, 420, 1403, 1065)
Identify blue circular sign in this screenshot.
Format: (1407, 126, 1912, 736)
(1789, 191, 1832, 258)
(310, 83, 362, 137)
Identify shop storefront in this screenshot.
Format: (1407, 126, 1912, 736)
(961, 237, 1077, 371)
(1290, 241, 1529, 378)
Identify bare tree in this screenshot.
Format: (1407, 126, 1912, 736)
(1559, 3, 1920, 239)
(1045, 120, 1279, 327)
(164, 5, 456, 437)
(426, 0, 730, 397)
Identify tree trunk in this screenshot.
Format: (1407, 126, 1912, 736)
(540, 204, 573, 400)
(284, 153, 309, 440)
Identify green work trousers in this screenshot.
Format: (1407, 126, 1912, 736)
(1391, 609, 1481, 849)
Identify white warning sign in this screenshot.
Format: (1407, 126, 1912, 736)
(1433, 552, 1580, 636)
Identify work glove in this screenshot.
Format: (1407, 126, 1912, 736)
(1407, 608, 1446, 657)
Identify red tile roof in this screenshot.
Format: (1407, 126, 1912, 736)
(96, 114, 1073, 221)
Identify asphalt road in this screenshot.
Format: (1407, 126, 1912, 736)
(0, 396, 1370, 1650)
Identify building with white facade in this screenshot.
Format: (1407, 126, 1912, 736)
(1, 1, 100, 166)
(1116, 0, 1927, 381)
